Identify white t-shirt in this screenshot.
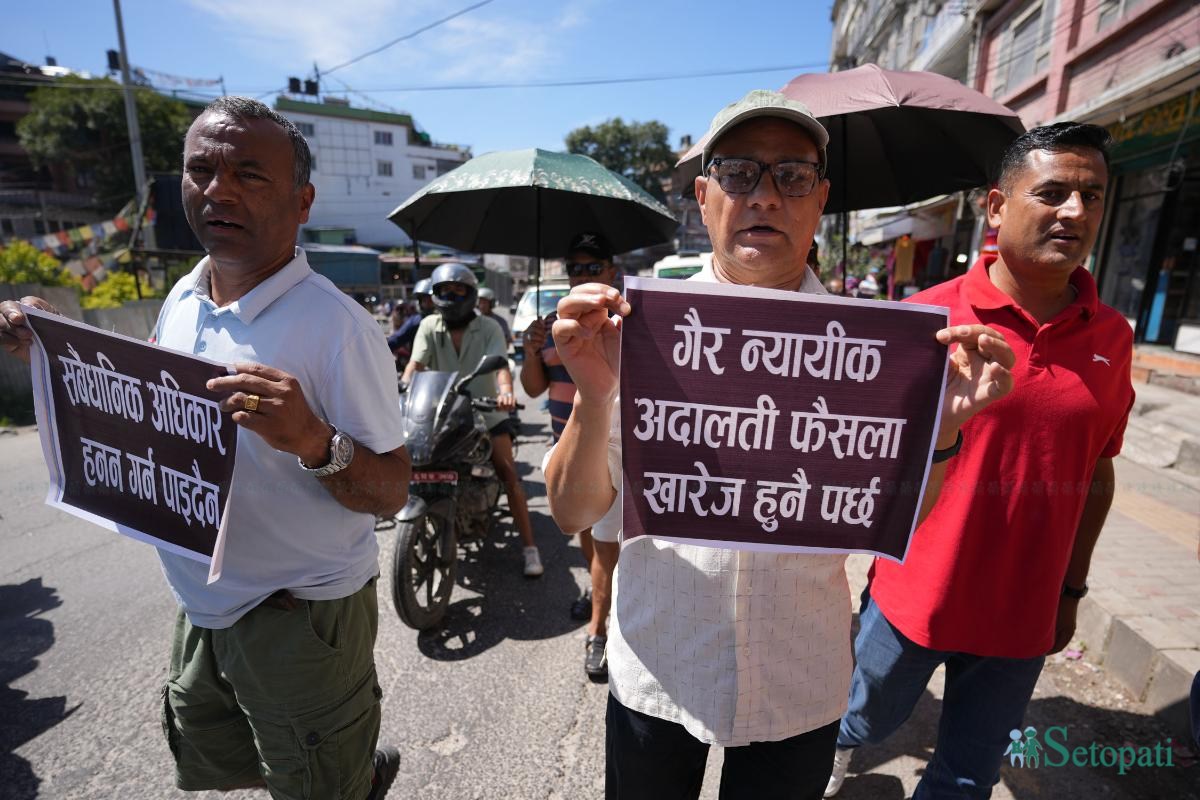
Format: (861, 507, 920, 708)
(153, 249, 405, 628)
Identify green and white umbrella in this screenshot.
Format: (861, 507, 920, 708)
(387, 148, 678, 310)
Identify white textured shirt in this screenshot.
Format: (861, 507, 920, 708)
(605, 264, 853, 746)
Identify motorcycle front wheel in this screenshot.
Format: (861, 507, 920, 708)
(392, 513, 456, 630)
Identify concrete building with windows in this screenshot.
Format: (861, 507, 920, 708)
(972, 0, 1200, 351)
(275, 96, 471, 248)
(827, 1, 980, 291)
(828, 0, 1200, 352)
(0, 52, 109, 243)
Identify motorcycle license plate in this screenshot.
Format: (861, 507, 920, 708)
(411, 470, 458, 484)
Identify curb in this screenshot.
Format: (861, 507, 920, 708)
(1077, 596, 1200, 738)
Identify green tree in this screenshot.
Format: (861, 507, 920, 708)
(0, 241, 78, 286)
(81, 271, 157, 309)
(565, 117, 674, 200)
(17, 77, 192, 212)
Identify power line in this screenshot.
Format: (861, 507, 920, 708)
(322, 0, 498, 75)
(285, 62, 833, 94)
(325, 73, 407, 115)
(0, 61, 832, 95)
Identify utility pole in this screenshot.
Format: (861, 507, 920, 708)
(112, 0, 153, 274)
(112, 0, 147, 203)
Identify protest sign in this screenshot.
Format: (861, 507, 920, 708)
(619, 277, 949, 562)
(23, 307, 238, 582)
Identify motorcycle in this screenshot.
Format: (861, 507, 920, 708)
(389, 354, 518, 630)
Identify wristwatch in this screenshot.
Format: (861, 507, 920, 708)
(1062, 582, 1089, 600)
(298, 426, 355, 478)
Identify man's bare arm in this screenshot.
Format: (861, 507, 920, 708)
(314, 440, 411, 516)
(208, 362, 411, 516)
(1048, 458, 1115, 653)
(546, 395, 617, 533)
(519, 318, 549, 397)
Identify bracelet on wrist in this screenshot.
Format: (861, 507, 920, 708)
(1061, 582, 1088, 600)
(931, 430, 963, 464)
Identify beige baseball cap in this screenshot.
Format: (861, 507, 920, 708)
(701, 89, 829, 173)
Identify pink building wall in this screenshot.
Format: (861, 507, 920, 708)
(977, 0, 1199, 128)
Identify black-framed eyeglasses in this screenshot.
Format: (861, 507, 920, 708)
(566, 261, 607, 277)
(707, 157, 822, 198)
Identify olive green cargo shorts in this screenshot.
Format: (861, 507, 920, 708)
(161, 578, 382, 799)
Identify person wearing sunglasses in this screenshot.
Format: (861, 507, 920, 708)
(404, 262, 543, 577)
(544, 89, 1016, 799)
(521, 231, 622, 681)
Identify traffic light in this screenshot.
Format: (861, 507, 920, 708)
(107, 49, 120, 72)
(288, 76, 302, 94)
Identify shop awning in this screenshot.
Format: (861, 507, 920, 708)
(857, 195, 959, 246)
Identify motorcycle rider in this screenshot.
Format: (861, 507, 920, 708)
(388, 278, 434, 367)
(402, 264, 543, 577)
(477, 287, 512, 349)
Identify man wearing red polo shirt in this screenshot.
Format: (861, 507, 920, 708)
(826, 122, 1134, 799)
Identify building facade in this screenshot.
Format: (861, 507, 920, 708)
(974, 0, 1200, 351)
(828, 0, 1200, 351)
(0, 53, 108, 243)
(275, 96, 471, 249)
(827, 0, 980, 293)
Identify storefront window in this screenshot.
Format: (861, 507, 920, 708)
(1099, 168, 1164, 321)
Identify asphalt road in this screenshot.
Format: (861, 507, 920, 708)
(1, 394, 616, 800)
(2, 382, 1196, 799)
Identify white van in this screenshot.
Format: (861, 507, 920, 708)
(652, 252, 712, 280)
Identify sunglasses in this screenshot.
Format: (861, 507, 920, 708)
(707, 157, 822, 198)
(434, 285, 469, 301)
(566, 261, 607, 277)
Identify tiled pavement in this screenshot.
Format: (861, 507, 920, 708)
(1077, 454, 1199, 736)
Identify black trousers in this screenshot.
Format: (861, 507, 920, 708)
(605, 693, 839, 800)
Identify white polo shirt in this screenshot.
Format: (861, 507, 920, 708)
(153, 249, 405, 628)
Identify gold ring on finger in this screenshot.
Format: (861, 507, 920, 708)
(244, 394, 261, 412)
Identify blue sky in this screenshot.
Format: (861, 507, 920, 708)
(6, 0, 835, 155)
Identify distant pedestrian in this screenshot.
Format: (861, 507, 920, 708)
(388, 278, 434, 368)
(521, 231, 622, 680)
(857, 268, 879, 298)
(827, 123, 1134, 800)
(477, 286, 512, 348)
(2, 96, 408, 799)
(404, 263, 543, 577)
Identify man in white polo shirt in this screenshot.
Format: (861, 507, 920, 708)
(544, 89, 1017, 799)
(1, 96, 409, 800)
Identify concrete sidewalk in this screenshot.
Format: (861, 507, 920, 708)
(1076, 453, 1199, 738)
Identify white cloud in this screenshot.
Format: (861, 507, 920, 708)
(187, 0, 409, 71)
(188, 0, 595, 88)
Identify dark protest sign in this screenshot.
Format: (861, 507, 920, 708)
(24, 307, 238, 582)
(619, 277, 949, 562)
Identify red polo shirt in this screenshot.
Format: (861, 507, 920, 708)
(869, 255, 1134, 658)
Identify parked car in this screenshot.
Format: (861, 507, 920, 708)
(511, 281, 571, 357)
(652, 252, 712, 280)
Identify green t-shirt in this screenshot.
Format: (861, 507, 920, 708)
(411, 312, 508, 428)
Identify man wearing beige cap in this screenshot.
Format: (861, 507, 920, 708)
(543, 89, 1015, 798)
